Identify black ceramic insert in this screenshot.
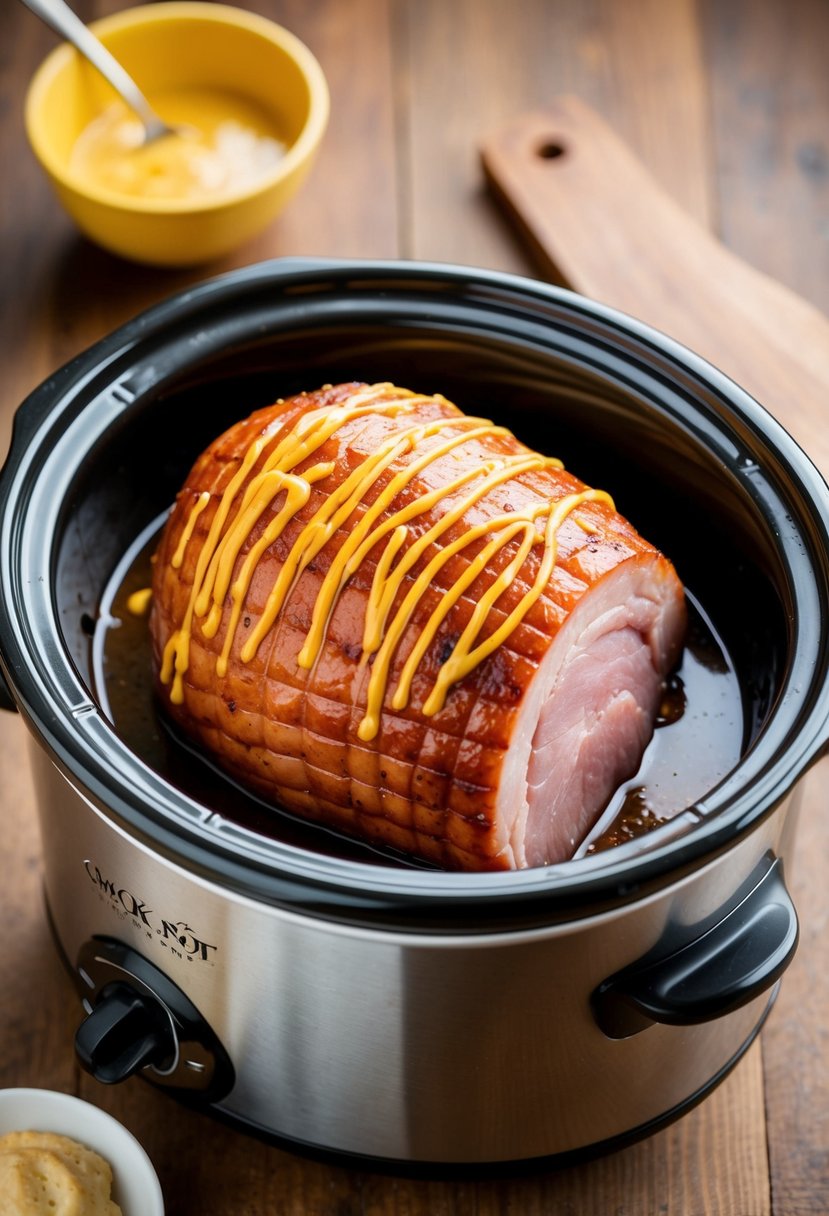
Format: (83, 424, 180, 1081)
(1, 260, 828, 928)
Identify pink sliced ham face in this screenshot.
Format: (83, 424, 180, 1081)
(499, 557, 687, 868)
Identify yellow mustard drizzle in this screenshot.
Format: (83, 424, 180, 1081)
(172, 491, 211, 568)
(159, 384, 614, 739)
(126, 587, 153, 616)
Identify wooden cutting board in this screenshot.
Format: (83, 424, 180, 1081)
(480, 96, 829, 479)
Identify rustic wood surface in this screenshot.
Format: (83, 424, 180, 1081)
(1, 1, 827, 1213)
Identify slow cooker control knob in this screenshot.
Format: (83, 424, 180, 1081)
(73, 937, 234, 1101)
(75, 981, 177, 1085)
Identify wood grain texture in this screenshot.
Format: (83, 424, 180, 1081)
(760, 770, 829, 1215)
(480, 97, 829, 474)
(0, 0, 827, 1212)
(0, 716, 78, 1095)
(701, 0, 829, 316)
(396, 0, 712, 267)
(245, 0, 399, 260)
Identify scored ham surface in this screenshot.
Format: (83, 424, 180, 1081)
(149, 382, 686, 870)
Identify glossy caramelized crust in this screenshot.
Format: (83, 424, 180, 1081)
(149, 382, 686, 870)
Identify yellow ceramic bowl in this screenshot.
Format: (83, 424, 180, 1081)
(25, 2, 329, 266)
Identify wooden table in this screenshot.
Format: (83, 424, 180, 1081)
(2, 2, 827, 1212)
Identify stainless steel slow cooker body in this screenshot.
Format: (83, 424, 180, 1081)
(1, 259, 828, 1168)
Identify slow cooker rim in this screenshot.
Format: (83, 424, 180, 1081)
(2, 256, 829, 922)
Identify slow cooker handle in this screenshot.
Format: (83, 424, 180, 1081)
(592, 858, 798, 1039)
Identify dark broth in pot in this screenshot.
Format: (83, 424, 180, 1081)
(92, 517, 744, 869)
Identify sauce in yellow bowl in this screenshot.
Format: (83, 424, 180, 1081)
(70, 87, 286, 203)
(25, 2, 329, 265)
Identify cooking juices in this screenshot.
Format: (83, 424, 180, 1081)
(69, 87, 285, 202)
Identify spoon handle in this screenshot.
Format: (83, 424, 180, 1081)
(20, 0, 160, 131)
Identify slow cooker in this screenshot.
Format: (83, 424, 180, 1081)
(1, 259, 827, 1168)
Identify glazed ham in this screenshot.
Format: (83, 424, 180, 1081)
(150, 382, 686, 870)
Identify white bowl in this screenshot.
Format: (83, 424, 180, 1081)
(0, 1089, 164, 1215)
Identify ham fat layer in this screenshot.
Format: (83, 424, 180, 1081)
(149, 383, 687, 870)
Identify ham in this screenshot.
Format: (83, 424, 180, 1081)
(149, 382, 686, 870)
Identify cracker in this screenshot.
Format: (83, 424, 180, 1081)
(0, 1131, 122, 1215)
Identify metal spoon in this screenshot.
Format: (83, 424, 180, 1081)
(20, 0, 178, 145)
